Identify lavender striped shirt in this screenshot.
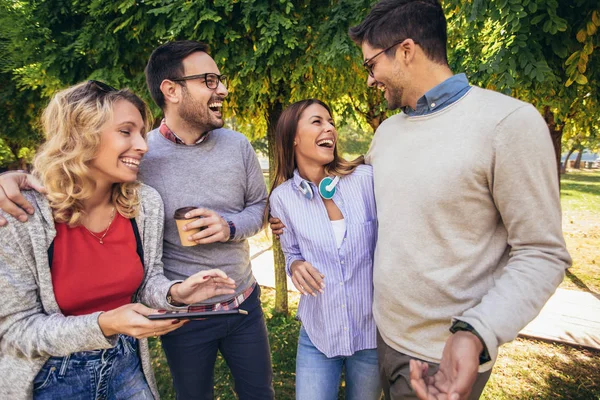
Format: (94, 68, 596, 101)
(269, 164, 377, 357)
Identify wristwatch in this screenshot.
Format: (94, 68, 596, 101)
(227, 220, 236, 241)
(449, 320, 492, 364)
(166, 287, 185, 307)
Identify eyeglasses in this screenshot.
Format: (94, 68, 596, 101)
(171, 73, 228, 90)
(363, 39, 414, 77)
(87, 80, 117, 93)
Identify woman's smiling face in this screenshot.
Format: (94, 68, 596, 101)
(88, 99, 148, 185)
(293, 103, 338, 169)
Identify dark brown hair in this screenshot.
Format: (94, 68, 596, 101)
(145, 40, 210, 110)
(349, 0, 448, 65)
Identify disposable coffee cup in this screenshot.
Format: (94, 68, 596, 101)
(174, 207, 204, 247)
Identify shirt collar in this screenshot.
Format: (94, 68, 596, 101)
(159, 119, 210, 146)
(292, 169, 311, 190)
(402, 73, 471, 116)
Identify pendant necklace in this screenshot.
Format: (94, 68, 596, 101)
(84, 207, 116, 244)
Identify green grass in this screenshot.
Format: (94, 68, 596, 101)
(150, 287, 600, 399)
(482, 338, 600, 399)
(150, 169, 600, 399)
(559, 170, 600, 294)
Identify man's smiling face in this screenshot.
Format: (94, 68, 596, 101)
(361, 41, 409, 111)
(178, 51, 229, 132)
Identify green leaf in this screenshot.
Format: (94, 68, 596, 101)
(510, 4, 524, 12)
(528, 2, 538, 13)
(583, 40, 594, 55)
(530, 14, 545, 25)
(555, 17, 568, 32)
(113, 16, 133, 33)
(565, 51, 579, 66)
(552, 41, 568, 58)
(469, 0, 486, 22)
(575, 74, 588, 85)
(586, 21, 597, 36)
(593, 10, 600, 27)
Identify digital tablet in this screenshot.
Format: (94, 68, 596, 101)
(147, 309, 248, 320)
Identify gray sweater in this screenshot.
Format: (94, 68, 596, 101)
(0, 184, 174, 399)
(366, 86, 571, 371)
(139, 128, 267, 303)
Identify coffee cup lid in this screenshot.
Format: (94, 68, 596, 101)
(174, 206, 197, 220)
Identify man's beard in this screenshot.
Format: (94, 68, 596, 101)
(179, 90, 224, 132)
(385, 82, 404, 111)
(384, 68, 406, 111)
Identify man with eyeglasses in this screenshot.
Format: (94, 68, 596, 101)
(136, 40, 273, 399)
(347, 1, 571, 399)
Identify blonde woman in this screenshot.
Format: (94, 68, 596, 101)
(0, 81, 235, 400)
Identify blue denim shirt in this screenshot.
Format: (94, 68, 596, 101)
(402, 73, 471, 116)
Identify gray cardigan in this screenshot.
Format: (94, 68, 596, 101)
(0, 184, 175, 399)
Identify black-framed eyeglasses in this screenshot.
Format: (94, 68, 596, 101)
(363, 39, 415, 77)
(170, 73, 228, 90)
(87, 80, 117, 93)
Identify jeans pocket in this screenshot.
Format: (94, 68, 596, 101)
(33, 364, 57, 391)
(122, 336, 138, 355)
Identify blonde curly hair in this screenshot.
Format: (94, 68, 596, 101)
(33, 81, 152, 226)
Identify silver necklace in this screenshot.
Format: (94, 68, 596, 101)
(84, 207, 116, 244)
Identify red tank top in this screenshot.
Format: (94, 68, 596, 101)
(51, 213, 144, 316)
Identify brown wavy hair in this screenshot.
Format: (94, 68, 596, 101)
(33, 81, 151, 226)
(266, 99, 364, 222)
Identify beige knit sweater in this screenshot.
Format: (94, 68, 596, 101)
(366, 86, 571, 371)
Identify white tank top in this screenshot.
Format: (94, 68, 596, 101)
(330, 218, 346, 249)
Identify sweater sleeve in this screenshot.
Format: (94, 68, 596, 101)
(0, 214, 116, 358)
(223, 139, 268, 241)
(135, 186, 181, 310)
(455, 104, 571, 371)
(269, 190, 304, 277)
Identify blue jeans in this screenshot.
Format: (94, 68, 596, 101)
(33, 335, 152, 400)
(160, 285, 274, 400)
(296, 326, 382, 400)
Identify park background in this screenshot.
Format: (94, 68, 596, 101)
(1, 0, 599, 398)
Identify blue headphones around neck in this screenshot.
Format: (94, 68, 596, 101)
(298, 176, 340, 200)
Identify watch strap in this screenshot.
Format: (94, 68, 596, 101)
(227, 220, 236, 241)
(449, 320, 491, 364)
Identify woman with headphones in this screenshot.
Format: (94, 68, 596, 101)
(268, 99, 380, 400)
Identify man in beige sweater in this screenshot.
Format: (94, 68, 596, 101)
(347, 1, 571, 399)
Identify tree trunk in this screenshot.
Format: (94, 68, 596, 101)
(365, 91, 386, 132)
(266, 99, 288, 315)
(366, 108, 385, 131)
(573, 149, 583, 169)
(561, 148, 575, 174)
(543, 107, 563, 187)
